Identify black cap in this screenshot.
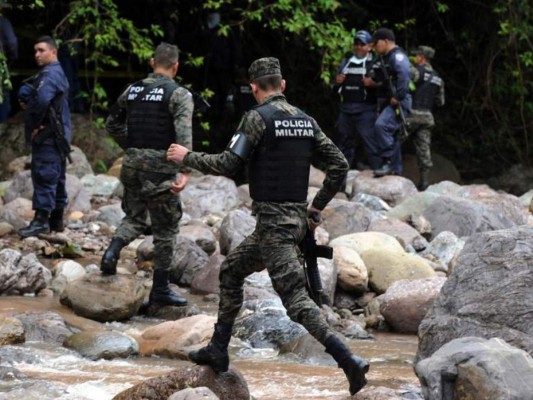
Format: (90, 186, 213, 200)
(372, 28, 395, 42)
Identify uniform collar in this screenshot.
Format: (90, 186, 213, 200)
(148, 72, 173, 81)
(263, 93, 285, 104)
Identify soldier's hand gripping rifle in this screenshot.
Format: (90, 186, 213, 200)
(298, 212, 333, 307)
(378, 55, 409, 143)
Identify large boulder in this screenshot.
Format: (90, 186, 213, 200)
(417, 225, 533, 362)
(415, 337, 533, 400)
(180, 175, 240, 218)
(218, 209, 255, 255)
(0, 248, 52, 295)
(320, 198, 381, 240)
(350, 171, 418, 206)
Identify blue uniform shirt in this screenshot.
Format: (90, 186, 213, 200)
(24, 61, 71, 144)
(385, 47, 411, 101)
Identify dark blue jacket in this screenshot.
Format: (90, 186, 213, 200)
(0, 16, 18, 61)
(24, 61, 71, 144)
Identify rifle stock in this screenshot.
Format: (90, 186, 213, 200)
(298, 227, 333, 307)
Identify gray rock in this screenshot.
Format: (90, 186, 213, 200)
(416, 337, 533, 400)
(417, 225, 533, 362)
(168, 387, 219, 400)
(321, 198, 381, 240)
(95, 202, 125, 227)
(0, 248, 52, 295)
(219, 209, 255, 255)
(14, 311, 77, 345)
(0, 315, 25, 345)
(64, 330, 139, 360)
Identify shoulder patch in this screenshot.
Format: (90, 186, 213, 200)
(395, 53, 405, 62)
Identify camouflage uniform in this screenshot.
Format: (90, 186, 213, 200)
(407, 52, 445, 172)
(183, 89, 348, 344)
(106, 72, 193, 272)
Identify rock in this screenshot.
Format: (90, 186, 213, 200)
(279, 333, 335, 365)
(420, 231, 465, 273)
(362, 249, 436, 295)
(60, 274, 146, 322)
(0, 315, 25, 345)
(368, 217, 428, 251)
(320, 198, 381, 240)
(180, 221, 217, 256)
(218, 209, 255, 255)
(95, 202, 125, 227)
(0, 248, 52, 295)
(54, 259, 86, 282)
(0, 221, 14, 236)
(403, 152, 461, 188)
(112, 365, 250, 400)
(190, 254, 224, 295)
(330, 231, 405, 255)
(0, 197, 33, 229)
(80, 173, 121, 198)
(415, 337, 533, 400)
(351, 170, 418, 206)
(66, 145, 95, 178)
(351, 192, 391, 212)
(417, 225, 533, 362)
(168, 387, 219, 400)
(333, 246, 368, 294)
(64, 330, 139, 360)
(14, 311, 77, 345)
(379, 277, 446, 334)
(387, 191, 441, 221)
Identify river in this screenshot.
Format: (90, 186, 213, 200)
(0, 296, 420, 400)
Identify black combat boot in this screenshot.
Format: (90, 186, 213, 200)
(325, 335, 369, 395)
(373, 158, 394, 177)
(100, 237, 126, 275)
(19, 209, 50, 238)
(418, 169, 430, 191)
(189, 321, 233, 373)
(49, 209, 65, 232)
(148, 269, 188, 306)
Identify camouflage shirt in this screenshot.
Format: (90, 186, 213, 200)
(106, 72, 194, 174)
(184, 93, 348, 210)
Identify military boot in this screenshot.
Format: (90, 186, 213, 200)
(189, 321, 233, 373)
(100, 237, 126, 275)
(418, 169, 430, 191)
(19, 210, 50, 238)
(149, 269, 188, 306)
(373, 158, 394, 177)
(49, 209, 65, 232)
(325, 334, 369, 395)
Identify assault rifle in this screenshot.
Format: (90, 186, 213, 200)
(46, 102, 73, 163)
(298, 213, 333, 307)
(378, 55, 409, 142)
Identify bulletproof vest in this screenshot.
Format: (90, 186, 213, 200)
(249, 102, 315, 202)
(125, 80, 178, 150)
(340, 56, 375, 104)
(412, 65, 442, 111)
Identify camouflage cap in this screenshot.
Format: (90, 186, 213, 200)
(411, 45, 435, 59)
(248, 57, 282, 82)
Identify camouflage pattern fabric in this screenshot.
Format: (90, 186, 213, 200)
(248, 57, 281, 81)
(106, 72, 193, 272)
(407, 109, 435, 170)
(183, 93, 349, 345)
(409, 63, 445, 109)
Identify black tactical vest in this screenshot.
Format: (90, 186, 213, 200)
(340, 57, 367, 103)
(249, 102, 315, 202)
(126, 80, 178, 150)
(412, 65, 442, 111)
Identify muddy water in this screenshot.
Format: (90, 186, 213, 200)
(0, 296, 419, 399)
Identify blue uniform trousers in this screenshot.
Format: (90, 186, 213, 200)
(335, 109, 380, 169)
(31, 143, 67, 212)
(375, 98, 411, 174)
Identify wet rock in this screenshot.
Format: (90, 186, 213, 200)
(416, 337, 533, 400)
(145, 303, 201, 321)
(0, 315, 25, 345)
(64, 330, 139, 360)
(60, 273, 146, 322)
(417, 225, 533, 362)
(379, 277, 447, 334)
(0, 248, 52, 295)
(0, 366, 27, 380)
(219, 209, 255, 255)
(138, 315, 217, 359)
(234, 298, 306, 349)
(14, 311, 77, 345)
(112, 365, 250, 400)
(279, 333, 334, 365)
(362, 249, 436, 295)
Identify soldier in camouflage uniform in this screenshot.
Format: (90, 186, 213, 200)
(167, 57, 369, 396)
(407, 45, 445, 190)
(100, 43, 193, 307)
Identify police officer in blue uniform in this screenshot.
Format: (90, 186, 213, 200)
(368, 28, 412, 176)
(333, 30, 380, 170)
(18, 36, 71, 238)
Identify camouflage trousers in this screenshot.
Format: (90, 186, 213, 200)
(115, 165, 182, 272)
(217, 201, 334, 345)
(407, 110, 435, 170)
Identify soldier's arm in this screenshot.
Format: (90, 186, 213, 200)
(183, 110, 264, 176)
(409, 64, 420, 83)
(393, 54, 412, 101)
(309, 121, 349, 210)
(105, 89, 129, 147)
(26, 70, 58, 131)
(169, 86, 194, 173)
(436, 79, 445, 107)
